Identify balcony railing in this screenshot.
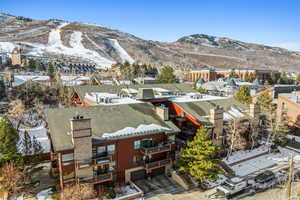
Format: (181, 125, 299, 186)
(77, 172, 113, 184)
(145, 158, 171, 171)
(141, 144, 172, 155)
(75, 155, 112, 169)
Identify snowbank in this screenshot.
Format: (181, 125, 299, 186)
(223, 145, 269, 165)
(102, 124, 171, 138)
(36, 188, 53, 200)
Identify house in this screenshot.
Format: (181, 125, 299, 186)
(45, 103, 180, 192)
(168, 95, 260, 147)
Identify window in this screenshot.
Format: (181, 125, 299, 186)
(107, 144, 116, 155)
(134, 140, 141, 150)
(134, 138, 153, 150)
(61, 153, 74, 166)
(97, 146, 106, 156)
(141, 138, 153, 148)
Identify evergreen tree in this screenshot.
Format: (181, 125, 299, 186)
(0, 79, 6, 100)
(296, 74, 300, 85)
(228, 69, 239, 78)
(235, 86, 251, 104)
(177, 126, 222, 182)
(0, 115, 21, 166)
(21, 130, 32, 156)
(27, 59, 35, 71)
(47, 63, 55, 78)
(32, 136, 43, 155)
(273, 111, 289, 146)
(156, 66, 177, 83)
(34, 60, 42, 72)
(197, 87, 208, 94)
(269, 71, 278, 85)
(257, 91, 275, 111)
(4, 58, 12, 68)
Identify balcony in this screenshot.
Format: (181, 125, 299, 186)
(75, 155, 112, 169)
(77, 172, 113, 184)
(141, 143, 172, 155)
(145, 158, 171, 172)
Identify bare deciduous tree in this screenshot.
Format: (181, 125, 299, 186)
(0, 161, 25, 198)
(8, 99, 25, 130)
(60, 184, 96, 200)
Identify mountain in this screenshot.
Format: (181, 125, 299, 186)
(1, 14, 300, 71)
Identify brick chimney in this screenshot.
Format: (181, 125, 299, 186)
(210, 106, 224, 146)
(70, 115, 93, 179)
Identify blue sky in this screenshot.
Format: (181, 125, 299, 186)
(1, 0, 300, 50)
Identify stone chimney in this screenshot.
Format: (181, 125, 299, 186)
(136, 88, 154, 99)
(156, 105, 169, 121)
(70, 115, 93, 179)
(210, 106, 224, 146)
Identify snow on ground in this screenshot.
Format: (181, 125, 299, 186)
(102, 124, 171, 138)
(287, 134, 300, 143)
(0, 41, 16, 53)
(45, 25, 115, 68)
(36, 188, 53, 200)
(2, 23, 116, 69)
(18, 126, 50, 155)
(223, 145, 269, 165)
(228, 147, 300, 177)
(107, 38, 134, 64)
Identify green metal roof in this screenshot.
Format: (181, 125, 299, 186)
(174, 97, 248, 122)
(45, 103, 179, 152)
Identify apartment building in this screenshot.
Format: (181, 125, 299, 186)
(187, 69, 279, 82)
(45, 103, 179, 192)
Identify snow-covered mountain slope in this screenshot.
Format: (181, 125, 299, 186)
(1, 14, 300, 71)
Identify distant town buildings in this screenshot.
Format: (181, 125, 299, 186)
(187, 69, 280, 83)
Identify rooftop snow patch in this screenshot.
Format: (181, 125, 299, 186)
(102, 124, 171, 138)
(107, 38, 134, 64)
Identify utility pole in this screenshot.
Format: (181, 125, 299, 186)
(287, 155, 294, 200)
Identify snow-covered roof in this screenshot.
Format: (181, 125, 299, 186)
(12, 75, 50, 87)
(102, 124, 171, 138)
(169, 93, 227, 103)
(85, 92, 142, 105)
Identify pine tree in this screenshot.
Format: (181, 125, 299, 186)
(235, 86, 251, 104)
(273, 111, 289, 146)
(0, 79, 6, 100)
(34, 60, 42, 72)
(228, 69, 238, 78)
(32, 136, 43, 155)
(27, 59, 35, 71)
(21, 130, 33, 156)
(156, 66, 177, 83)
(47, 63, 55, 78)
(0, 115, 21, 166)
(177, 126, 222, 182)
